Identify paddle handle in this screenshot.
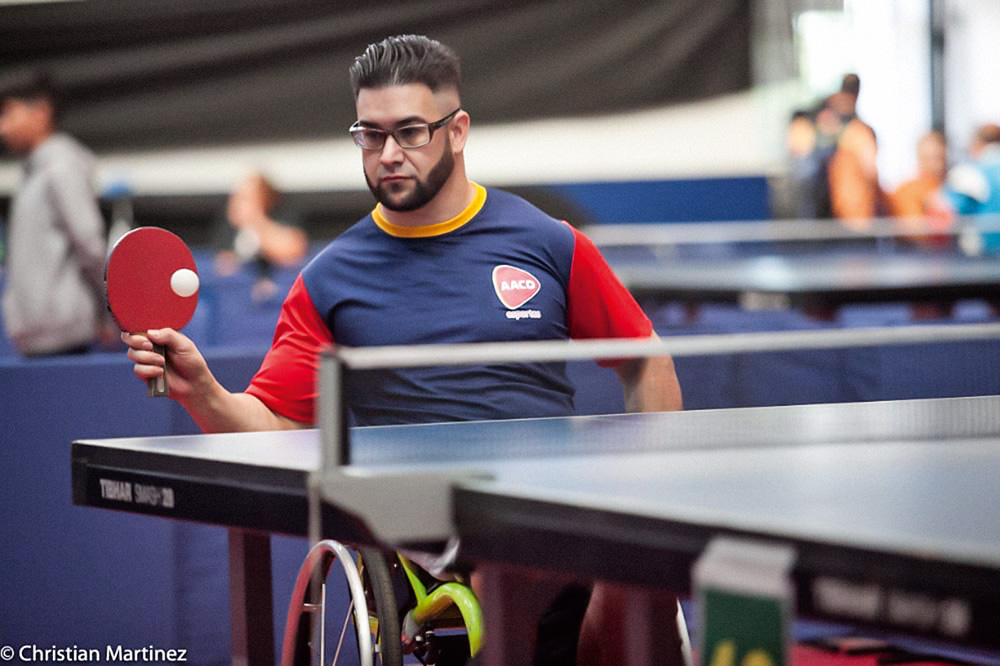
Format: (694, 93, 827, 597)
(147, 342, 168, 397)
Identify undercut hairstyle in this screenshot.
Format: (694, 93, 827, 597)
(0, 70, 61, 121)
(349, 35, 461, 98)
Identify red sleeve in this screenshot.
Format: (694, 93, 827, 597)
(565, 225, 653, 367)
(245, 275, 334, 424)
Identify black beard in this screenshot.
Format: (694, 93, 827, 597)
(366, 141, 455, 212)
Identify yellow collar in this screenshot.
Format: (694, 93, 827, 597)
(372, 182, 487, 238)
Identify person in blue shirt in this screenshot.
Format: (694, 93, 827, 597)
(945, 123, 1000, 255)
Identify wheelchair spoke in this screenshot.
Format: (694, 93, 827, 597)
(332, 599, 354, 665)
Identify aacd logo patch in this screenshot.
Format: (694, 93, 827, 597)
(492, 265, 541, 310)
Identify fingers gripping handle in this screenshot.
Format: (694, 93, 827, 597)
(147, 339, 169, 398)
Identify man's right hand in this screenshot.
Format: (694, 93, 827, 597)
(122, 328, 211, 402)
(122, 327, 307, 434)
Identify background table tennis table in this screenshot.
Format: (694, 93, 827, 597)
(589, 222, 1000, 315)
(72, 395, 1000, 665)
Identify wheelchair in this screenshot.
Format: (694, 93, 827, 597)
(282, 539, 484, 666)
(282, 541, 693, 666)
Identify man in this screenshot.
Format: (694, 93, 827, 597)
(0, 72, 108, 356)
(123, 35, 683, 665)
(827, 74, 885, 227)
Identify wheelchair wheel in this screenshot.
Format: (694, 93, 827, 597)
(358, 546, 403, 666)
(281, 540, 402, 666)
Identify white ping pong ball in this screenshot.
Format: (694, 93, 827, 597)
(170, 268, 200, 298)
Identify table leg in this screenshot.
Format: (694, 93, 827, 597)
(478, 563, 568, 666)
(476, 567, 688, 666)
(228, 529, 275, 666)
(621, 586, 687, 666)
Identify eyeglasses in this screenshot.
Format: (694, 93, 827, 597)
(349, 108, 461, 150)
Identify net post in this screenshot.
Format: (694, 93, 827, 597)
(318, 348, 350, 467)
(311, 349, 350, 547)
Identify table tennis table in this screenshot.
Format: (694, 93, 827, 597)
(72, 395, 1000, 665)
(588, 221, 1000, 314)
(607, 250, 1000, 312)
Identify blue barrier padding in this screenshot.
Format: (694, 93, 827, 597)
(648, 302, 1000, 409)
(165, 525, 308, 666)
(0, 353, 178, 650)
(0, 348, 267, 664)
(185, 251, 297, 351)
(548, 177, 771, 223)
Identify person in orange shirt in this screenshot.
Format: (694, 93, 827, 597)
(890, 130, 950, 246)
(891, 130, 948, 219)
(892, 131, 956, 318)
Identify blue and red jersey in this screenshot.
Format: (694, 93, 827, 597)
(246, 183, 652, 425)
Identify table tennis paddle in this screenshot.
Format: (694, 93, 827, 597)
(105, 227, 200, 397)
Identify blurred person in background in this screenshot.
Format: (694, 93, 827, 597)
(786, 107, 835, 219)
(941, 123, 1000, 256)
(891, 130, 948, 218)
(890, 130, 950, 245)
(785, 74, 882, 224)
(0, 71, 110, 356)
(827, 74, 886, 227)
(213, 171, 308, 302)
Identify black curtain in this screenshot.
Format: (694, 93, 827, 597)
(0, 0, 751, 151)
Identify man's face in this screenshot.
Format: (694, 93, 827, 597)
(0, 97, 51, 154)
(355, 84, 460, 212)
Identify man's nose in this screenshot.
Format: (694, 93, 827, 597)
(379, 134, 405, 164)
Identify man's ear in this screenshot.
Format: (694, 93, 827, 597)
(449, 109, 470, 153)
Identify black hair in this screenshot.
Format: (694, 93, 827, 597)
(0, 70, 61, 121)
(840, 73, 860, 97)
(349, 35, 460, 98)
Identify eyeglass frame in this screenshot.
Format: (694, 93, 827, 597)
(348, 108, 461, 150)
